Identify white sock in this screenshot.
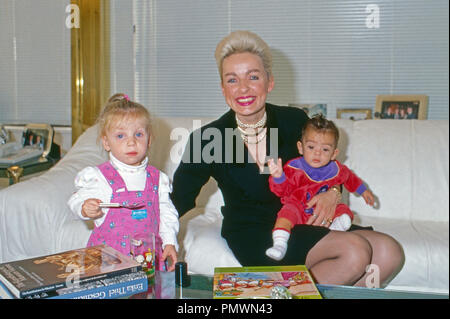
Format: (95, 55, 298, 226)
(329, 214, 352, 231)
(265, 229, 290, 261)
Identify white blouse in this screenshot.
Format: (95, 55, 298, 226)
(67, 154, 179, 250)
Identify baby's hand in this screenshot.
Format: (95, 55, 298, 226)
(268, 158, 283, 178)
(162, 245, 177, 271)
(81, 198, 103, 219)
(362, 190, 375, 207)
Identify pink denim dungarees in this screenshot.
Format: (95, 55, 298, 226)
(86, 161, 165, 270)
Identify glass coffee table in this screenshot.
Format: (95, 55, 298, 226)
(132, 271, 449, 299)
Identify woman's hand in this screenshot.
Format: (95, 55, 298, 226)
(305, 187, 340, 227)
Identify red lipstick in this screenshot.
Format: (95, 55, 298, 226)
(236, 96, 256, 106)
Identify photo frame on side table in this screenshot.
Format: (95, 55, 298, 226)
(375, 95, 428, 120)
(22, 123, 54, 158)
(337, 108, 372, 120)
(289, 103, 327, 118)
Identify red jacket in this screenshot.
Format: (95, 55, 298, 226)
(269, 157, 366, 223)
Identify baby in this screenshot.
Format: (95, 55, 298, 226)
(266, 114, 375, 261)
(68, 94, 179, 271)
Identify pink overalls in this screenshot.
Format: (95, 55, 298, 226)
(87, 161, 165, 270)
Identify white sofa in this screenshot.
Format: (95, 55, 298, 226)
(0, 117, 448, 293)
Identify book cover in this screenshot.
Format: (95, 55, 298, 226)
(0, 271, 149, 299)
(213, 265, 322, 299)
(0, 280, 14, 299)
(0, 244, 142, 298)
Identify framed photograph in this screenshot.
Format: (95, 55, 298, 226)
(337, 108, 372, 120)
(289, 103, 327, 118)
(375, 95, 428, 120)
(22, 123, 54, 158)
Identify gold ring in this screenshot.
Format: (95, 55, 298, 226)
(327, 218, 333, 223)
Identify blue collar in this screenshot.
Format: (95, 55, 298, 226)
(289, 157, 339, 181)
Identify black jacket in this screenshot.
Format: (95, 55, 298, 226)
(170, 103, 309, 237)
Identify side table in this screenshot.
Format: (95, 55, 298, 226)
(0, 156, 59, 185)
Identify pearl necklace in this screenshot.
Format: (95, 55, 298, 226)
(235, 112, 267, 129)
(241, 127, 267, 144)
(236, 112, 267, 144)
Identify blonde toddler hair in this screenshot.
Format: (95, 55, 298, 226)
(96, 93, 152, 141)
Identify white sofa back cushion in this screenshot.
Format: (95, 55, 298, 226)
(151, 118, 449, 223)
(346, 120, 449, 222)
(149, 117, 225, 211)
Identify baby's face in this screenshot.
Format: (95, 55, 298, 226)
(102, 116, 151, 166)
(297, 129, 339, 168)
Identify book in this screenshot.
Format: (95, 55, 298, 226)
(213, 265, 322, 299)
(0, 244, 142, 298)
(0, 280, 14, 299)
(0, 271, 148, 299)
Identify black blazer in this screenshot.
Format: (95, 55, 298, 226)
(171, 103, 309, 237)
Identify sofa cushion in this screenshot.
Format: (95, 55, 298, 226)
(347, 120, 449, 222)
(180, 208, 240, 275)
(357, 215, 449, 292)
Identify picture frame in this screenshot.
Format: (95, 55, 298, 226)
(22, 123, 54, 158)
(375, 95, 428, 120)
(289, 103, 327, 118)
(337, 108, 372, 120)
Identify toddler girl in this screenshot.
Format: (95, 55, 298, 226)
(68, 93, 178, 271)
(266, 115, 375, 261)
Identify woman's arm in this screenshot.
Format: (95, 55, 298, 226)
(170, 132, 212, 217)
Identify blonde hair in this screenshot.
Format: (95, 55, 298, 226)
(96, 93, 152, 140)
(215, 30, 273, 82)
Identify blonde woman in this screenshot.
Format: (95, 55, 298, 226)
(171, 31, 404, 287)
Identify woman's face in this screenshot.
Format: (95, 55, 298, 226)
(221, 52, 274, 124)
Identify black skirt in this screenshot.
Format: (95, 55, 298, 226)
(223, 223, 373, 267)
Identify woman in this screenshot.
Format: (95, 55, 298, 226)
(171, 30, 404, 287)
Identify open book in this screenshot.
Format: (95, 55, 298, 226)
(213, 265, 322, 299)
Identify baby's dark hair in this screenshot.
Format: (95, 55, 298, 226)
(301, 114, 339, 146)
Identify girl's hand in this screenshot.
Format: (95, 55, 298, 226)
(162, 245, 177, 271)
(268, 158, 283, 178)
(362, 189, 375, 206)
(305, 188, 340, 228)
(81, 198, 103, 219)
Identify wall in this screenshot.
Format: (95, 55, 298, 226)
(111, 0, 449, 120)
(0, 0, 448, 155)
